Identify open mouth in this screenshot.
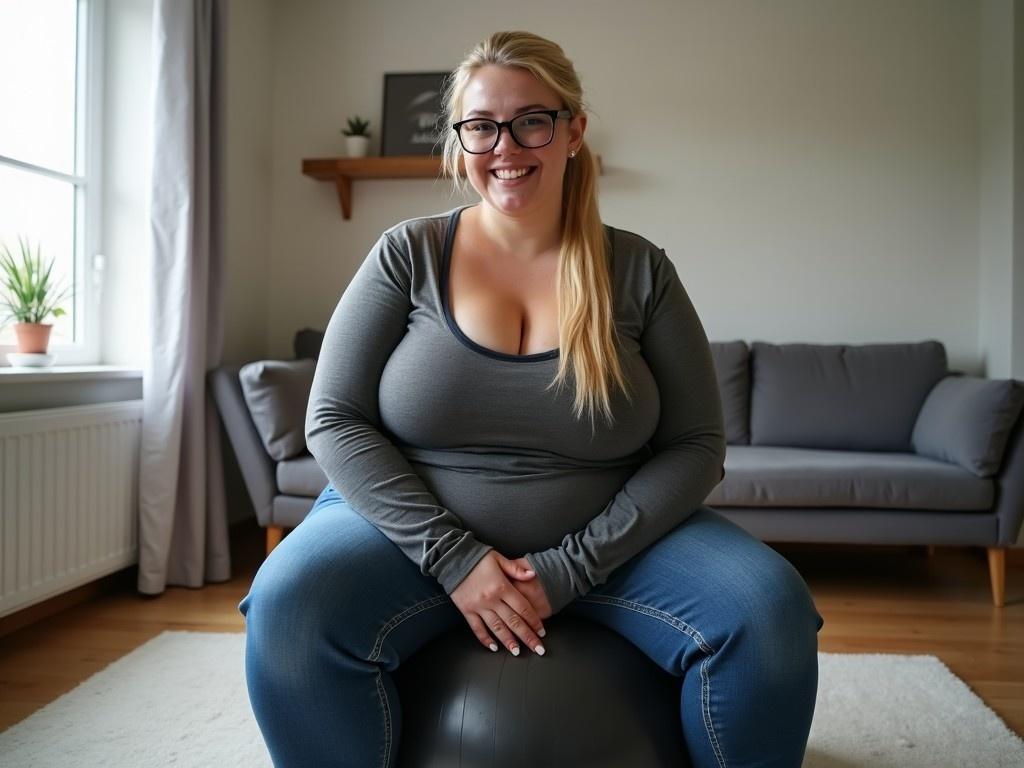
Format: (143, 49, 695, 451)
(490, 167, 537, 180)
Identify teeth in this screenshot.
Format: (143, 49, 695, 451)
(494, 167, 531, 180)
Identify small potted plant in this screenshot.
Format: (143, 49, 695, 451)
(0, 236, 72, 363)
(342, 115, 371, 158)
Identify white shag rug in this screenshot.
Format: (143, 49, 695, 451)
(1, 631, 1022, 767)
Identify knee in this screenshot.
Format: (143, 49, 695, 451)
(238, 549, 345, 694)
(240, 534, 362, 642)
(239, 549, 323, 638)
(726, 548, 823, 646)
(709, 553, 821, 700)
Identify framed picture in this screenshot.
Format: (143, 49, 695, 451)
(381, 71, 451, 156)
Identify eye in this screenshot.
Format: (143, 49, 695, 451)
(464, 121, 496, 134)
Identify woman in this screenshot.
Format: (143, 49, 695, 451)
(239, 30, 824, 768)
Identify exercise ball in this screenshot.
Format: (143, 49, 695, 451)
(393, 613, 690, 767)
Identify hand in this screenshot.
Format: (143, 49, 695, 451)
(450, 551, 547, 657)
(507, 556, 553, 620)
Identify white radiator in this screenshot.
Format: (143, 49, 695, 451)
(0, 401, 143, 618)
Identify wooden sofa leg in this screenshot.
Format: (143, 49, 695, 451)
(987, 547, 1006, 607)
(266, 526, 284, 556)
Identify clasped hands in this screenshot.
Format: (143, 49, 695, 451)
(450, 550, 553, 657)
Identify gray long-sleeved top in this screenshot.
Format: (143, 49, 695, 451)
(305, 204, 726, 614)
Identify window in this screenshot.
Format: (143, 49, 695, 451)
(0, 0, 104, 364)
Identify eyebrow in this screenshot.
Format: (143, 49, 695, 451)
(463, 103, 553, 118)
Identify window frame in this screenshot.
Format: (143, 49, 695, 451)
(0, 0, 106, 366)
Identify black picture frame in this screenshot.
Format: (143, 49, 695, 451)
(381, 71, 451, 157)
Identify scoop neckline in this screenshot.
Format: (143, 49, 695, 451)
(440, 205, 561, 363)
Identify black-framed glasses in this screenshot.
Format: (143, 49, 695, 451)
(452, 109, 572, 154)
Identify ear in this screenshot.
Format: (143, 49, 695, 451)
(569, 113, 587, 153)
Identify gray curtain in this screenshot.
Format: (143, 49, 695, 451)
(137, 0, 230, 594)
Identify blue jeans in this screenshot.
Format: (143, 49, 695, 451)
(239, 485, 824, 767)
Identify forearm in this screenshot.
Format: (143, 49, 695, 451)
(524, 438, 724, 613)
(306, 417, 494, 593)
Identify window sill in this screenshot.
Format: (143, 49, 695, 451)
(0, 365, 142, 384)
(0, 365, 143, 413)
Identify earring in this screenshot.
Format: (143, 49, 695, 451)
(569, 150, 577, 158)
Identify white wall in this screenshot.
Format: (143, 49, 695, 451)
(1014, 1, 1024, 380)
(978, 0, 1023, 381)
(218, 0, 275, 365)
(255, 0, 984, 373)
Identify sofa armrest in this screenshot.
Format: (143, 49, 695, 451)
(209, 364, 277, 527)
(994, 381, 1024, 546)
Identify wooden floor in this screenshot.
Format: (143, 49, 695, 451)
(1, 521, 1024, 736)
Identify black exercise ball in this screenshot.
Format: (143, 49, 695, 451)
(393, 613, 690, 767)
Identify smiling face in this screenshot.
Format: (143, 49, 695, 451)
(458, 64, 586, 220)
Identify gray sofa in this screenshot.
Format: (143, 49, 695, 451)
(211, 332, 1024, 606)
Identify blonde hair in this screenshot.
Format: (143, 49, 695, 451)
(440, 31, 631, 431)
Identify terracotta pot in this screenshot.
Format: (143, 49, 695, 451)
(13, 323, 53, 354)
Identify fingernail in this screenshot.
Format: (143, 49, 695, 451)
(489, 643, 498, 652)
(538, 628, 546, 638)
(525, 569, 535, 576)
(511, 646, 520, 656)
(535, 645, 545, 656)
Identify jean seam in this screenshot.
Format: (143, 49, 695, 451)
(375, 670, 392, 768)
(370, 594, 451, 768)
(578, 592, 727, 768)
(701, 655, 727, 768)
(577, 593, 718, 653)
(369, 594, 451, 662)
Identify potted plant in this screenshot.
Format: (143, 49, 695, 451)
(0, 236, 72, 360)
(342, 115, 371, 158)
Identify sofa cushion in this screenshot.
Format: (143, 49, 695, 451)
(749, 341, 947, 451)
(239, 359, 317, 461)
(705, 445, 993, 511)
(911, 375, 1024, 477)
(277, 454, 329, 496)
(710, 341, 750, 445)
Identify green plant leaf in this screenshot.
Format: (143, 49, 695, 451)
(0, 236, 74, 324)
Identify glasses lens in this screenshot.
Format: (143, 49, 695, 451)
(511, 113, 555, 148)
(458, 119, 498, 153)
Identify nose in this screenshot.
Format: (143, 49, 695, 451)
(493, 125, 521, 155)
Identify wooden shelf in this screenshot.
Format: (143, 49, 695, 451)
(302, 156, 447, 219)
(302, 154, 602, 219)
